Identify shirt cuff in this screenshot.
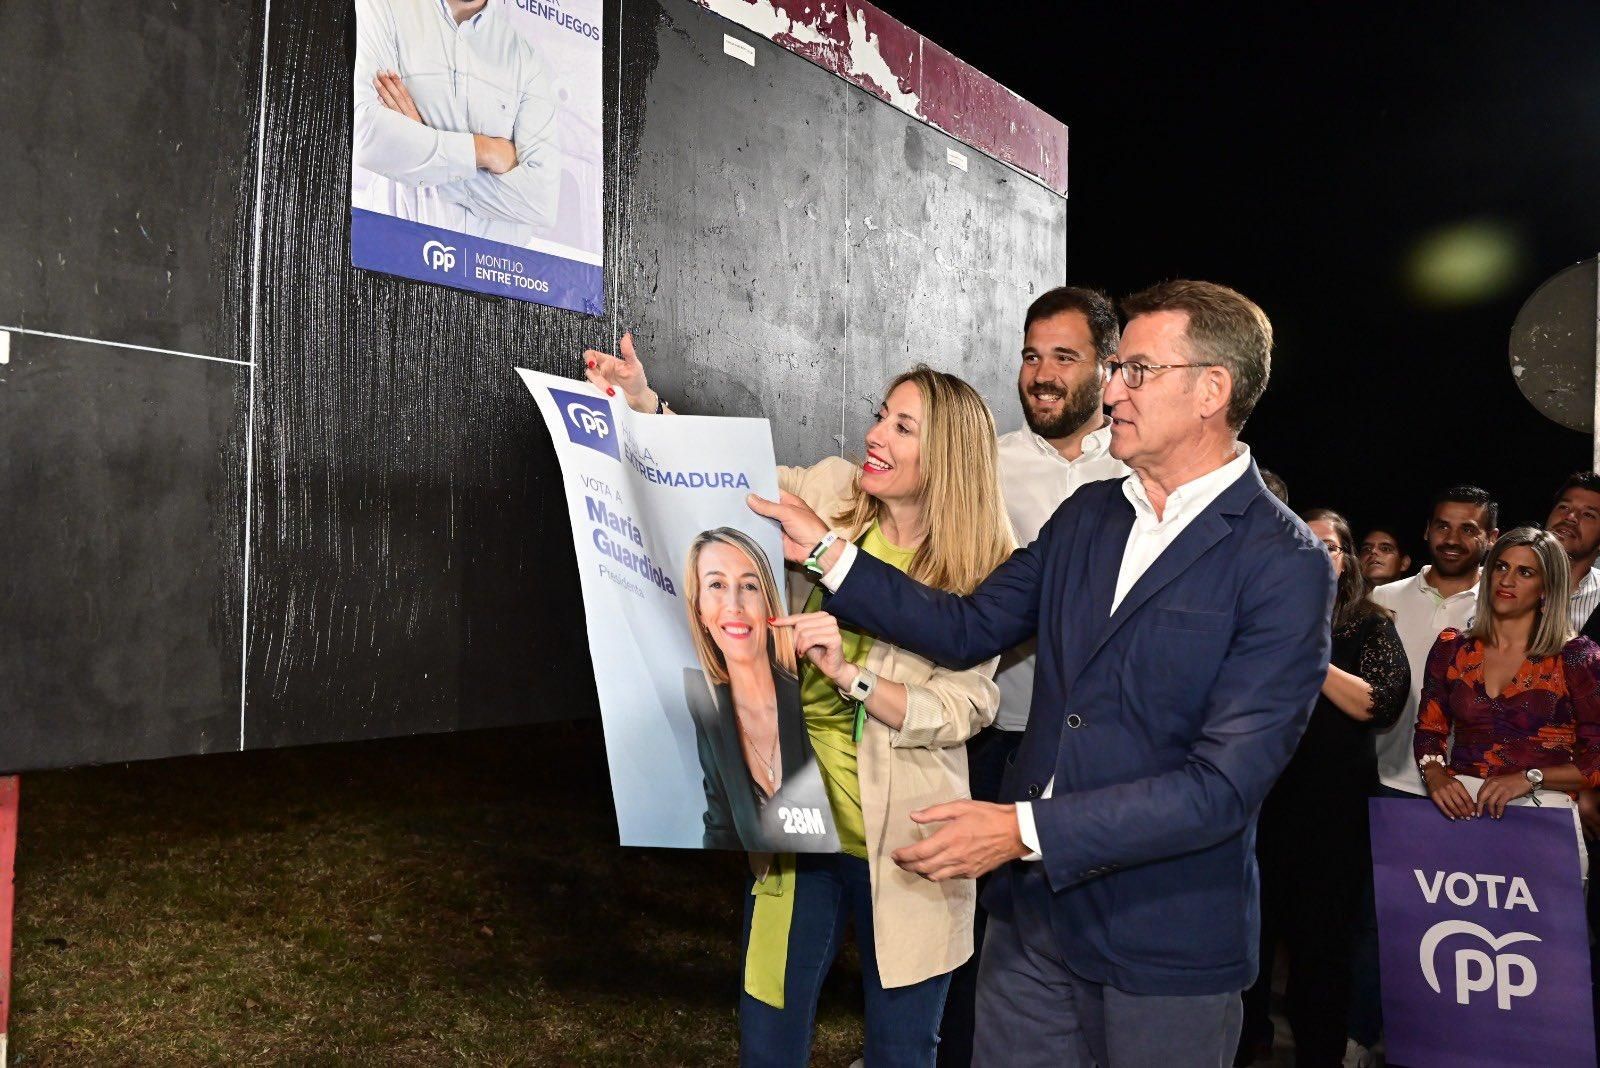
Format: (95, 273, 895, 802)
(820, 540, 858, 591)
(1014, 801, 1043, 861)
(442, 129, 478, 181)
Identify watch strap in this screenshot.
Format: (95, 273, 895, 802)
(840, 667, 876, 703)
(804, 531, 841, 576)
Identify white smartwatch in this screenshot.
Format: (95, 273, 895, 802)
(840, 667, 877, 704)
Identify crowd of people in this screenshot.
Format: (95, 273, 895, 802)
(581, 281, 1600, 1068)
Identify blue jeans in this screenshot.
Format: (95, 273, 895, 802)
(740, 853, 953, 1068)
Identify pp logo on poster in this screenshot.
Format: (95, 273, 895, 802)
(551, 388, 620, 460)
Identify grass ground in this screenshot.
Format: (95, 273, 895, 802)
(9, 722, 866, 1065)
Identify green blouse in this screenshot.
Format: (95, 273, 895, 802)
(798, 523, 918, 858)
(745, 524, 919, 1010)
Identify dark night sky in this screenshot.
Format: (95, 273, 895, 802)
(876, 1, 1600, 556)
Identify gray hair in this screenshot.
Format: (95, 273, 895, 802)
(1466, 526, 1573, 659)
(1120, 279, 1273, 430)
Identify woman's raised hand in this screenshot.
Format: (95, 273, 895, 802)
(582, 331, 657, 413)
(771, 611, 850, 687)
(747, 491, 830, 564)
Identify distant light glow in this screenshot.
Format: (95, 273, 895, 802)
(1406, 219, 1525, 305)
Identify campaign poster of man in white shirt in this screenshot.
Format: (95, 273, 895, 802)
(351, 0, 604, 313)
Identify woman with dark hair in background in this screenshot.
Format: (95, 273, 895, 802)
(1416, 526, 1600, 878)
(1238, 508, 1409, 1068)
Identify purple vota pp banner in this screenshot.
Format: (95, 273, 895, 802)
(1370, 799, 1594, 1068)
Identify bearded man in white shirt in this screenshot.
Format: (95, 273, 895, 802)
(353, 0, 559, 246)
(1368, 486, 1499, 799)
(938, 286, 1128, 1067)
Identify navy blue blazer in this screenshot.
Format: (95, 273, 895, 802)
(824, 462, 1334, 995)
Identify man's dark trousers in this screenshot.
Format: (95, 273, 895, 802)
(822, 467, 1333, 1068)
(937, 726, 1023, 1068)
(971, 864, 1243, 1068)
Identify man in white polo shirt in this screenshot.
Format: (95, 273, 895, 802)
(1369, 485, 1498, 799)
(1349, 485, 1497, 1065)
(938, 286, 1128, 1068)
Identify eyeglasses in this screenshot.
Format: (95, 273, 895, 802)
(1103, 360, 1223, 390)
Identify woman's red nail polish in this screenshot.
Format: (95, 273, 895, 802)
(767, 617, 777, 625)
(606, 387, 616, 397)
(587, 360, 595, 369)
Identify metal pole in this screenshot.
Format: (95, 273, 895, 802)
(0, 777, 20, 1065)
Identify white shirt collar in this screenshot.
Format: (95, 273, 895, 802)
(1575, 566, 1600, 599)
(438, 0, 491, 30)
(1025, 421, 1113, 464)
(1122, 442, 1253, 528)
(1413, 565, 1478, 603)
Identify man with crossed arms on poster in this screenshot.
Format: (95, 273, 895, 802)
(353, 0, 558, 245)
(752, 280, 1334, 1067)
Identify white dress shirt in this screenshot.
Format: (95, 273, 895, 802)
(353, 0, 558, 245)
(993, 424, 1129, 731)
(1369, 567, 1480, 795)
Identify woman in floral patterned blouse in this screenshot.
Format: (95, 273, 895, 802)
(1414, 526, 1600, 876)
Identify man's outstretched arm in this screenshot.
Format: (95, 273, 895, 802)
(747, 491, 1057, 669)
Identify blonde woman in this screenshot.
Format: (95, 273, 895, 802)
(681, 527, 838, 854)
(1416, 526, 1600, 877)
(584, 336, 1013, 1068)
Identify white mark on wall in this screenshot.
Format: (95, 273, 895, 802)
(0, 326, 245, 366)
(0, 330, 10, 365)
(946, 146, 968, 172)
(722, 33, 756, 65)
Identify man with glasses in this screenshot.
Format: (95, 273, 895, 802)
(753, 280, 1333, 1067)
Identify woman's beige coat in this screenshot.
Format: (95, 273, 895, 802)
(777, 456, 1003, 989)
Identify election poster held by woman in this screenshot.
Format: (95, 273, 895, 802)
(517, 367, 838, 853)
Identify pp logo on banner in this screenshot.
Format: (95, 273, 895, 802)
(1370, 800, 1595, 1068)
(422, 239, 457, 273)
(1419, 918, 1539, 1010)
(551, 388, 620, 460)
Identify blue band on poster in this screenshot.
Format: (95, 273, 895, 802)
(351, 208, 605, 316)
